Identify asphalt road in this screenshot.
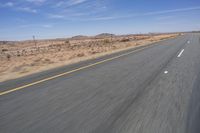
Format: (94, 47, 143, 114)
(1, 33, 200, 133)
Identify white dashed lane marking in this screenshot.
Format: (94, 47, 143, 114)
(164, 71, 168, 74)
(177, 49, 184, 58)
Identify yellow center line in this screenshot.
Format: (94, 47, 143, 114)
(0, 44, 158, 96)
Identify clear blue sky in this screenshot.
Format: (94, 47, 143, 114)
(0, 0, 200, 40)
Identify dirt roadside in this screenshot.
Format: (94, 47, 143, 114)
(0, 34, 180, 82)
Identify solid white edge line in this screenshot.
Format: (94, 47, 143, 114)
(177, 49, 184, 57)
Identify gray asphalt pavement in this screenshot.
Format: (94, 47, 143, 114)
(0, 33, 200, 133)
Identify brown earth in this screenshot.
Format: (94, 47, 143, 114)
(0, 33, 180, 82)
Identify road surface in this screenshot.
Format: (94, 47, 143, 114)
(1, 33, 200, 133)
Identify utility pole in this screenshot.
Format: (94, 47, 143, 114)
(33, 35, 37, 48)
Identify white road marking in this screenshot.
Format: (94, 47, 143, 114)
(177, 49, 184, 57)
(187, 41, 190, 44)
(164, 71, 168, 74)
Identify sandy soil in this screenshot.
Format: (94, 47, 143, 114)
(0, 34, 179, 82)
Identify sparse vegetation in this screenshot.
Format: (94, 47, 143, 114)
(0, 33, 179, 82)
(103, 39, 111, 44)
(2, 48, 8, 52)
(6, 54, 11, 61)
(65, 40, 70, 44)
(120, 38, 130, 42)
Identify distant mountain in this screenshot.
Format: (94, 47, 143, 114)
(95, 33, 115, 38)
(71, 35, 89, 40)
(0, 41, 16, 45)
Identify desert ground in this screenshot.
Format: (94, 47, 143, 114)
(0, 33, 179, 82)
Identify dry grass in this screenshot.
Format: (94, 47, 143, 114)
(0, 34, 179, 82)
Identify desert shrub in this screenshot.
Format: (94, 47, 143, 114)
(57, 48, 61, 51)
(17, 51, 21, 57)
(120, 38, 130, 42)
(65, 40, 70, 44)
(2, 49, 8, 52)
(44, 58, 50, 62)
(103, 39, 110, 44)
(90, 50, 99, 54)
(43, 58, 54, 63)
(6, 54, 11, 61)
(34, 58, 41, 62)
(77, 53, 85, 57)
